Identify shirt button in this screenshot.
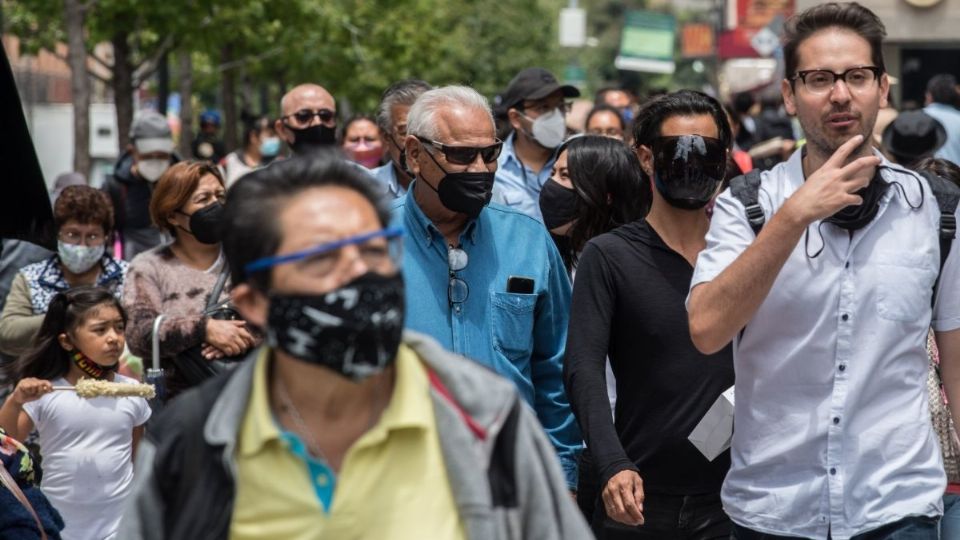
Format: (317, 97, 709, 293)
(830, 467, 837, 475)
(839, 364, 846, 372)
(833, 417, 840, 425)
(841, 314, 849, 321)
(316, 473, 330, 487)
(845, 262, 850, 269)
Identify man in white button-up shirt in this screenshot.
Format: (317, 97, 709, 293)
(687, 3, 960, 539)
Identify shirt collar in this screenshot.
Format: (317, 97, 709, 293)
(786, 146, 918, 206)
(238, 345, 430, 458)
(402, 183, 481, 248)
(500, 132, 523, 171)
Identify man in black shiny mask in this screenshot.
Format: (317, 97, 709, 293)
(275, 84, 339, 155)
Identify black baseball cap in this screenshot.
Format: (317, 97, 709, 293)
(501, 67, 581, 111)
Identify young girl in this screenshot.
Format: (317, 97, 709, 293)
(0, 286, 150, 540)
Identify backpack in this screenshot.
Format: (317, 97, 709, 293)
(728, 168, 960, 304)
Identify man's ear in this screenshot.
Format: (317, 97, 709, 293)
(782, 79, 798, 117)
(636, 145, 654, 178)
(58, 333, 74, 352)
(404, 135, 422, 176)
(231, 283, 269, 329)
(507, 108, 525, 132)
(879, 73, 890, 109)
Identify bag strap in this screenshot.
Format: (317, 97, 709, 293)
(0, 464, 47, 540)
(729, 169, 766, 235)
(206, 261, 231, 311)
(918, 171, 960, 308)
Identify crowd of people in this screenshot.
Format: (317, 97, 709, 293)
(2, 1, 960, 539)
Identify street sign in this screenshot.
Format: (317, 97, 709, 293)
(750, 26, 779, 57)
(615, 11, 676, 74)
(559, 8, 587, 48)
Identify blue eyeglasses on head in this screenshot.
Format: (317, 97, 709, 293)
(244, 227, 404, 274)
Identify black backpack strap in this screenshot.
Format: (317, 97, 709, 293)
(729, 169, 766, 235)
(919, 171, 960, 308)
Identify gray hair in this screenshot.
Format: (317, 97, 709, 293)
(407, 85, 495, 141)
(376, 79, 433, 133)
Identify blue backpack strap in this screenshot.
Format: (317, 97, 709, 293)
(728, 169, 766, 235)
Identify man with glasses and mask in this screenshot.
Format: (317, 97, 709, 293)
(372, 79, 434, 200)
(687, 3, 960, 538)
(393, 85, 582, 492)
(118, 153, 590, 540)
(495, 67, 581, 221)
(275, 84, 339, 155)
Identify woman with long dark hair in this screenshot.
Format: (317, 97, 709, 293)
(564, 90, 735, 539)
(538, 135, 650, 273)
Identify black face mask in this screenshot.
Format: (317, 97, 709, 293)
(266, 272, 405, 382)
(178, 201, 223, 244)
(390, 135, 415, 178)
(824, 173, 890, 231)
(286, 123, 336, 154)
(419, 144, 494, 218)
(539, 178, 579, 230)
(651, 135, 726, 210)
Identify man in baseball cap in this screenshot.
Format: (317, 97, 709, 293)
(495, 67, 580, 221)
(103, 111, 178, 259)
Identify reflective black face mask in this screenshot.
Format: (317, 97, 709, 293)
(651, 135, 727, 210)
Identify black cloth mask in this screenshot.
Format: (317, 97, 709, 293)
(266, 272, 405, 382)
(286, 123, 336, 154)
(539, 178, 579, 230)
(178, 202, 223, 244)
(651, 135, 726, 210)
(419, 144, 494, 218)
(824, 171, 890, 231)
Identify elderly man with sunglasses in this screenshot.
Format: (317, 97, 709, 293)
(393, 85, 582, 491)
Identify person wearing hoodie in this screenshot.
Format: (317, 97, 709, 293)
(103, 111, 178, 260)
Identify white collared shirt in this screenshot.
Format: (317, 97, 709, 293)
(690, 149, 960, 539)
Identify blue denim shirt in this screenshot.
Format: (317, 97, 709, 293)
(492, 132, 557, 222)
(391, 186, 581, 487)
(371, 162, 406, 200)
(925, 103, 960, 166)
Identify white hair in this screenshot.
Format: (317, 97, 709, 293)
(406, 85, 494, 141)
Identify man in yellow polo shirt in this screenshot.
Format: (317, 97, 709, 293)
(119, 152, 591, 539)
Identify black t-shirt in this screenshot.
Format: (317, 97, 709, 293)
(564, 219, 734, 495)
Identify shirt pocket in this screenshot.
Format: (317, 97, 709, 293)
(874, 252, 938, 322)
(489, 291, 537, 361)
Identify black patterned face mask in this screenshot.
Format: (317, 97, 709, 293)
(266, 272, 405, 382)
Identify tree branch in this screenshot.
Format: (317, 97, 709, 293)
(88, 51, 114, 73)
(87, 68, 112, 84)
(132, 35, 176, 86)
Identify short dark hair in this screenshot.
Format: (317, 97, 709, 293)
(927, 74, 958, 106)
(585, 104, 626, 132)
(732, 92, 755, 115)
(633, 90, 733, 151)
(54, 185, 114, 234)
(241, 115, 274, 150)
(782, 2, 886, 82)
(338, 114, 380, 145)
(223, 151, 392, 290)
(557, 135, 649, 268)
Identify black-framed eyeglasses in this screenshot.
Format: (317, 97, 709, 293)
(283, 108, 336, 126)
(417, 137, 503, 166)
(791, 66, 883, 94)
(447, 246, 469, 306)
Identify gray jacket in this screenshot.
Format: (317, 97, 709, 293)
(118, 331, 592, 539)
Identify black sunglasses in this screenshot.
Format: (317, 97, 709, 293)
(417, 137, 503, 166)
(447, 247, 469, 306)
(284, 108, 335, 125)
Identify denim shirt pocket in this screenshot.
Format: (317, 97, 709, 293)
(490, 291, 537, 362)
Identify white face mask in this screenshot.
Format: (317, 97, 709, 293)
(526, 108, 567, 149)
(58, 241, 105, 274)
(138, 159, 170, 182)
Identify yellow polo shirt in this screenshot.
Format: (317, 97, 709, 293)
(230, 346, 466, 540)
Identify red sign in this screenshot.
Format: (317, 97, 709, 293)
(718, 28, 760, 60)
(681, 24, 715, 58)
(737, 0, 794, 29)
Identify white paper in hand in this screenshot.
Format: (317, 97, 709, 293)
(688, 386, 735, 461)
